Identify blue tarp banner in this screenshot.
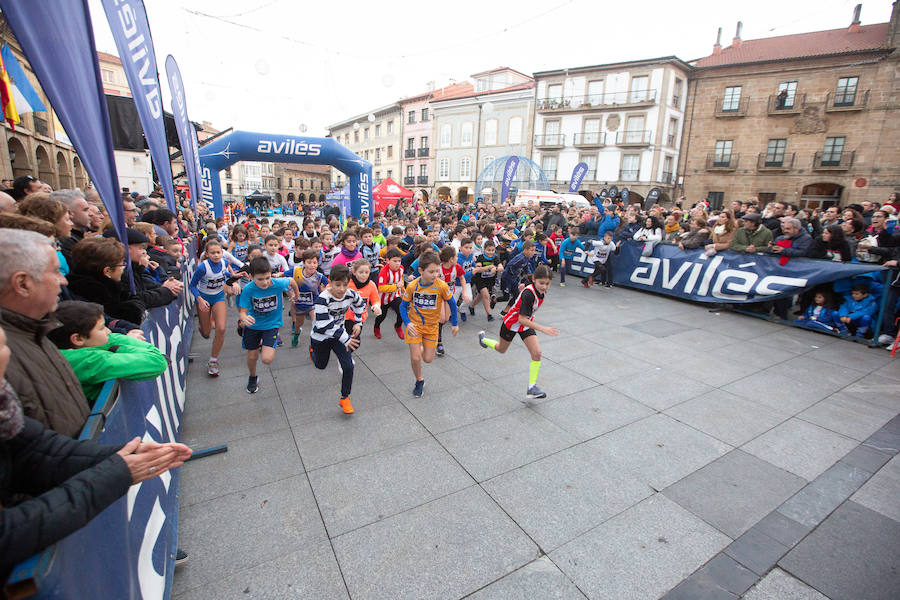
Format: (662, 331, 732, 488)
(101, 0, 176, 213)
(566, 240, 884, 303)
(165, 55, 201, 213)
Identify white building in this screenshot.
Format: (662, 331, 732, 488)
(532, 56, 691, 203)
(327, 103, 402, 189)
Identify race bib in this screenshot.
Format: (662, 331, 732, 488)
(252, 294, 278, 313)
(413, 292, 437, 310)
(296, 291, 314, 305)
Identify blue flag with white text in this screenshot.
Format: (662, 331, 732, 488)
(165, 55, 201, 213)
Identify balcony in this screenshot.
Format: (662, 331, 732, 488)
(534, 134, 565, 148)
(374, 158, 382, 166)
(705, 153, 740, 171)
(615, 129, 652, 146)
(813, 151, 854, 171)
(32, 115, 49, 137)
(417, 175, 429, 185)
(714, 97, 749, 118)
(666, 133, 676, 146)
(404, 176, 415, 186)
(404, 148, 416, 158)
(583, 169, 596, 181)
(573, 132, 606, 147)
(757, 152, 795, 171)
(418, 147, 429, 157)
(543, 170, 557, 180)
(619, 170, 639, 182)
(536, 90, 658, 113)
(660, 171, 675, 184)
(767, 93, 806, 115)
(825, 90, 869, 112)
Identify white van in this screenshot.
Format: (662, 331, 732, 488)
(513, 189, 591, 209)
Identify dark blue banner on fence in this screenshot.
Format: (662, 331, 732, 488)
(566, 240, 884, 303)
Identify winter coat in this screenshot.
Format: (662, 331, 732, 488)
(60, 334, 168, 402)
(838, 295, 878, 320)
(125, 264, 177, 310)
(66, 267, 146, 325)
(730, 226, 773, 253)
(772, 230, 813, 257)
(596, 214, 621, 238)
(680, 229, 711, 250)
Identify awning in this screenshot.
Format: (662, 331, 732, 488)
(372, 177, 413, 212)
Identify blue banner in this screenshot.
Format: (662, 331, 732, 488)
(566, 240, 884, 303)
(500, 156, 518, 204)
(0, 0, 128, 246)
(568, 161, 588, 193)
(165, 55, 201, 213)
(101, 0, 176, 213)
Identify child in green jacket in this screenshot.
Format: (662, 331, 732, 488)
(48, 301, 168, 403)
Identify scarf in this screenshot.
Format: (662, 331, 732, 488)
(351, 274, 368, 290)
(664, 223, 680, 235)
(0, 379, 24, 441)
(340, 247, 359, 259)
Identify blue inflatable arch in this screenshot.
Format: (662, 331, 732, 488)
(198, 130, 372, 218)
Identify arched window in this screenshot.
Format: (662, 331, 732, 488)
(483, 155, 495, 171)
(440, 124, 451, 148)
(460, 157, 472, 179)
(461, 122, 473, 146)
(484, 119, 498, 145)
(439, 157, 450, 179)
(508, 116, 523, 145)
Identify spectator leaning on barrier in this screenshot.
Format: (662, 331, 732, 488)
(106, 228, 183, 309)
(0, 229, 89, 437)
(67, 237, 147, 325)
(730, 212, 772, 253)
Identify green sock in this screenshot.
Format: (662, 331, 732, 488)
(483, 337, 498, 350)
(529, 360, 541, 387)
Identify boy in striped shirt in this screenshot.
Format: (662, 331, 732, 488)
(374, 248, 405, 339)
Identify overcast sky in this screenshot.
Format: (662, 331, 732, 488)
(87, 0, 893, 137)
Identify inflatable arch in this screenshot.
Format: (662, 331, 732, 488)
(198, 130, 372, 218)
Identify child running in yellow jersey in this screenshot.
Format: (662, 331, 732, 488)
(400, 250, 459, 397)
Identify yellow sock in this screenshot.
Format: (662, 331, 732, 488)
(483, 337, 498, 350)
(529, 360, 541, 386)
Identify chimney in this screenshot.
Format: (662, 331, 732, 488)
(889, 1, 900, 50)
(713, 27, 723, 54)
(849, 4, 862, 32)
(732, 21, 743, 47)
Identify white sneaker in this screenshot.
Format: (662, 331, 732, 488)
(877, 333, 895, 346)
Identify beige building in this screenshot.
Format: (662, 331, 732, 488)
(274, 164, 330, 204)
(327, 103, 402, 189)
(680, 5, 900, 210)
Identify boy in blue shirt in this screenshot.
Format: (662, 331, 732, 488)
(238, 257, 299, 393)
(456, 238, 479, 318)
(558, 228, 586, 287)
(499, 242, 537, 316)
(838, 284, 878, 338)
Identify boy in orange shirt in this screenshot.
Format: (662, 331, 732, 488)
(346, 259, 382, 346)
(400, 250, 459, 397)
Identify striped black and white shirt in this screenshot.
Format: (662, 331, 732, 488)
(311, 288, 367, 344)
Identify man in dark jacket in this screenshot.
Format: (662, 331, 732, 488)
(770, 218, 813, 319)
(54, 190, 93, 262)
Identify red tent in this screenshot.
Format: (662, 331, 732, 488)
(371, 177, 414, 213)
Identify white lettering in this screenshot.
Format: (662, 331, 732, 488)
(255, 138, 323, 157)
(660, 259, 692, 289)
(712, 269, 758, 300)
(630, 256, 660, 285)
(696, 255, 723, 296)
(756, 275, 809, 296)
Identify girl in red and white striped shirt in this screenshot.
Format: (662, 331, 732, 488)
(374, 249, 405, 339)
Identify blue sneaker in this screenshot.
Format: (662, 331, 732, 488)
(526, 384, 546, 400)
(413, 379, 425, 398)
(460, 311, 467, 322)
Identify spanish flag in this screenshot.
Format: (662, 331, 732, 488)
(0, 52, 19, 130)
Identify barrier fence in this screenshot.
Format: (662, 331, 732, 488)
(5, 242, 197, 600)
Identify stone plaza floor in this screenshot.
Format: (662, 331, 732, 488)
(172, 283, 900, 600)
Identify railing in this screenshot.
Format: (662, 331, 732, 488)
(813, 150, 855, 170)
(672, 94, 680, 106)
(534, 134, 565, 147)
(543, 170, 557, 180)
(573, 132, 606, 146)
(418, 147, 429, 157)
(404, 176, 415, 185)
(417, 175, 429, 185)
(667, 133, 676, 146)
(705, 153, 740, 170)
(536, 89, 658, 111)
(714, 96, 749, 117)
(583, 169, 596, 181)
(404, 148, 416, 158)
(374, 158, 382, 165)
(757, 152, 795, 170)
(767, 93, 806, 114)
(619, 169, 639, 182)
(615, 129, 652, 145)
(825, 89, 868, 111)
(661, 171, 675, 184)
(33, 114, 49, 137)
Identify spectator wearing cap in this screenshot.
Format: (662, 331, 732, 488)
(109, 228, 183, 309)
(730, 212, 773, 253)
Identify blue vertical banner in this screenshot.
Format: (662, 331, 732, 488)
(568, 161, 588, 193)
(0, 0, 128, 246)
(500, 156, 519, 204)
(100, 0, 177, 213)
(164, 55, 201, 213)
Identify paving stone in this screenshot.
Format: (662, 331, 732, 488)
(185, 369, 279, 410)
(173, 475, 327, 596)
(768, 356, 867, 395)
(869, 360, 900, 382)
(724, 527, 788, 575)
(172, 541, 347, 600)
(837, 376, 900, 413)
(683, 310, 786, 340)
(839, 443, 893, 474)
(708, 340, 802, 369)
(660, 327, 741, 352)
(281, 378, 399, 428)
(559, 354, 653, 385)
(742, 418, 858, 481)
(742, 568, 829, 600)
(863, 418, 900, 455)
(779, 501, 900, 600)
(678, 355, 765, 388)
(399, 380, 521, 434)
(752, 328, 840, 353)
(805, 341, 894, 372)
(550, 494, 730, 600)
(332, 486, 539, 600)
(436, 408, 578, 482)
(178, 428, 303, 507)
(606, 367, 715, 411)
(488, 362, 601, 401)
(721, 370, 829, 415)
(799, 393, 898, 441)
(292, 402, 428, 470)
(589, 324, 658, 348)
(777, 461, 873, 528)
(379, 360, 486, 397)
(587, 413, 731, 490)
(661, 577, 737, 599)
(466, 556, 587, 600)
(851, 455, 900, 522)
(534, 386, 655, 441)
(537, 334, 609, 363)
(483, 441, 653, 551)
(181, 394, 289, 448)
(626, 318, 695, 337)
(693, 553, 759, 596)
(307, 437, 473, 537)
(663, 450, 806, 539)
(665, 390, 788, 446)
(752, 511, 812, 549)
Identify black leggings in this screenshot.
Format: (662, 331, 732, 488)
(310, 337, 354, 398)
(374, 297, 403, 329)
(591, 261, 613, 285)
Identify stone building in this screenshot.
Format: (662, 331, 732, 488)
(327, 103, 402, 189)
(532, 57, 690, 204)
(679, 4, 900, 210)
(274, 164, 330, 205)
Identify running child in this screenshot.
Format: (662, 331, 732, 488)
(359, 227, 382, 280)
(346, 259, 382, 346)
(479, 265, 559, 400)
(436, 246, 471, 355)
(238, 257, 299, 394)
(400, 250, 459, 397)
(263, 234, 288, 275)
(309, 264, 367, 414)
(332, 231, 363, 269)
(374, 248, 405, 339)
(319, 231, 339, 276)
(499, 241, 537, 315)
(189, 238, 244, 376)
(456, 238, 479, 318)
(584, 230, 617, 288)
(558, 228, 585, 287)
(472, 240, 504, 321)
(228, 225, 250, 262)
(290, 249, 328, 347)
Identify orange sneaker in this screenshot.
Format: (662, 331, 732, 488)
(339, 397, 355, 414)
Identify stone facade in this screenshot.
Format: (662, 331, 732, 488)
(327, 104, 402, 189)
(274, 164, 330, 204)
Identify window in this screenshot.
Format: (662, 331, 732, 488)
(662, 155, 674, 182)
(765, 139, 787, 166)
(375, 124, 382, 137)
(387, 145, 393, 158)
(225, 166, 232, 179)
(713, 140, 733, 166)
(421, 108, 429, 121)
(630, 76, 648, 102)
(364, 127, 370, 140)
(508, 116, 522, 145)
(375, 171, 381, 180)
(461, 122, 474, 146)
(420, 136, 428, 148)
(408, 110, 415, 124)
(541, 155, 557, 179)
(621, 154, 640, 181)
(580, 154, 597, 179)
(419, 164, 427, 177)
(440, 124, 451, 147)
(722, 86, 742, 112)
(407, 137, 415, 150)
(226, 183, 232, 195)
(354, 130, 359, 142)
(547, 83, 563, 101)
(623, 115, 645, 143)
(707, 191, 724, 210)
(776, 81, 797, 108)
(386, 170, 392, 179)
(544, 120, 560, 135)
(460, 157, 472, 179)
(672, 78, 683, 106)
(407, 165, 414, 177)
(483, 155, 495, 170)
(835, 77, 858, 106)
(822, 137, 845, 165)
(375, 148, 381, 161)
(288, 177, 292, 187)
(587, 80, 604, 105)
(386, 120, 393, 134)
(299, 179, 304, 189)
(484, 119, 498, 145)
(439, 157, 450, 178)
(667, 118, 678, 146)
(101, 69, 114, 83)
